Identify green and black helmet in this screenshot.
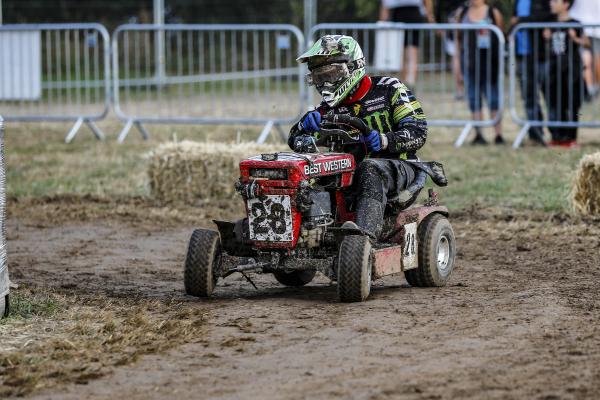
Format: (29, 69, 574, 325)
(297, 35, 366, 107)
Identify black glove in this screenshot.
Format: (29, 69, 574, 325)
(293, 135, 318, 153)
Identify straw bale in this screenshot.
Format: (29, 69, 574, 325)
(147, 140, 286, 204)
(571, 152, 600, 216)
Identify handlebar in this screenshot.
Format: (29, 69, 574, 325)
(313, 114, 371, 147)
(323, 114, 371, 134)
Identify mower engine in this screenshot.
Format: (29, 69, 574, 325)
(235, 152, 355, 251)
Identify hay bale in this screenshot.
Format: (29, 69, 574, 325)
(147, 140, 286, 204)
(571, 152, 600, 216)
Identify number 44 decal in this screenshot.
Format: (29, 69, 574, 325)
(402, 222, 418, 270)
(404, 230, 416, 256)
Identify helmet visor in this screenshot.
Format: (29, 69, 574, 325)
(305, 63, 350, 87)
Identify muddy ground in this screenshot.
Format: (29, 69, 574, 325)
(5, 200, 600, 400)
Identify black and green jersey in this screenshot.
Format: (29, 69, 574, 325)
(289, 75, 427, 162)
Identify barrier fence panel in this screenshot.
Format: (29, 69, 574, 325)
(0, 117, 8, 318)
(310, 23, 505, 147)
(509, 22, 600, 148)
(112, 24, 306, 143)
(0, 24, 111, 142)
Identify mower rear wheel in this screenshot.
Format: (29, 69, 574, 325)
(273, 270, 316, 287)
(405, 214, 456, 287)
(404, 267, 420, 287)
(184, 229, 222, 297)
(337, 235, 372, 302)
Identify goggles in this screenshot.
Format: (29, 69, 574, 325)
(305, 63, 350, 87)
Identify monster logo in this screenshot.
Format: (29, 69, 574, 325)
(363, 110, 393, 133)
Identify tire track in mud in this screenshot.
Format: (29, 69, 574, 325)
(8, 215, 600, 400)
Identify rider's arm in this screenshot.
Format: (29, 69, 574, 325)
(383, 85, 428, 154)
(288, 107, 325, 150)
(288, 123, 302, 150)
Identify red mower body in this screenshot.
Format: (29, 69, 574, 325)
(238, 152, 355, 250)
(184, 114, 456, 302)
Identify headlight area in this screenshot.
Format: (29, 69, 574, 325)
(249, 168, 288, 180)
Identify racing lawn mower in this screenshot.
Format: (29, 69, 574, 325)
(184, 115, 456, 302)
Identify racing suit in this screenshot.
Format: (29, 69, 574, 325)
(289, 75, 428, 238)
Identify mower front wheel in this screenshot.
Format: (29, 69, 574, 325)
(337, 235, 372, 302)
(184, 229, 222, 297)
(273, 270, 316, 287)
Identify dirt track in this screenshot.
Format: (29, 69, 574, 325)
(7, 207, 600, 400)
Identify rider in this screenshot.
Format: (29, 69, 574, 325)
(289, 35, 430, 239)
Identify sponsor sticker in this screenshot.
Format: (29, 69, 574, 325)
(303, 158, 352, 176)
(365, 96, 385, 105)
(366, 103, 385, 112)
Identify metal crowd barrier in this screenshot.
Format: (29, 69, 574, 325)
(310, 23, 506, 146)
(509, 22, 600, 148)
(0, 117, 8, 318)
(112, 24, 305, 143)
(0, 24, 111, 143)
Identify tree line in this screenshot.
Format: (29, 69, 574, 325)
(4, 0, 515, 29)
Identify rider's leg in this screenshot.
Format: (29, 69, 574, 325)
(353, 159, 414, 239)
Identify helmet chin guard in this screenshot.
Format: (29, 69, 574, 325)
(318, 68, 365, 107)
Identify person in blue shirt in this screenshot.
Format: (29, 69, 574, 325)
(511, 0, 553, 146)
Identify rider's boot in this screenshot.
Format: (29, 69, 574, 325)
(355, 197, 384, 240)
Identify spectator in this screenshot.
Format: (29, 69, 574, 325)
(456, 0, 505, 145)
(379, 0, 435, 90)
(543, 0, 590, 147)
(569, 0, 600, 100)
(436, 0, 468, 100)
(511, 0, 553, 145)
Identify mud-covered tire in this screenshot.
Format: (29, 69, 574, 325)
(0, 294, 8, 318)
(337, 235, 372, 302)
(404, 267, 420, 287)
(404, 214, 456, 287)
(273, 270, 316, 287)
(184, 229, 222, 297)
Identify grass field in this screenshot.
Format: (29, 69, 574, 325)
(2, 118, 600, 398)
(0, 288, 206, 397)
(5, 119, 599, 213)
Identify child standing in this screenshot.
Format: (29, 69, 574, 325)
(543, 0, 590, 147)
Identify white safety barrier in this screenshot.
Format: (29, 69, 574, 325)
(112, 24, 306, 143)
(0, 24, 111, 143)
(0, 117, 8, 318)
(509, 23, 600, 148)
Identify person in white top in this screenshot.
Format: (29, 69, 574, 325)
(569, 0, 600, 98)
(379, 0, 435, 89)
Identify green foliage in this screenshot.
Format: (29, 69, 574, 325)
(3, 0, 518, 28)
(317, 0, 379, 23)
